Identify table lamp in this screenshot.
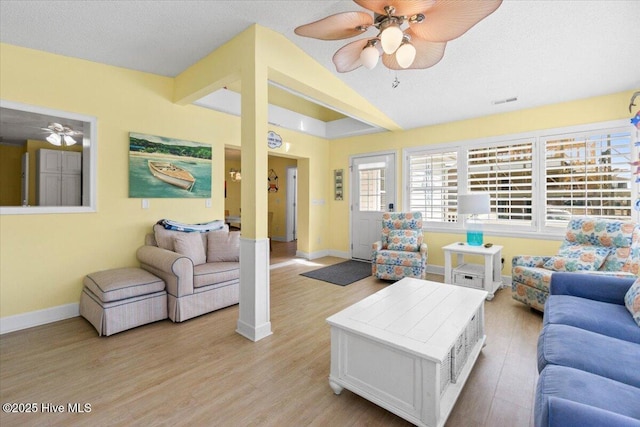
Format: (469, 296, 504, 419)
(458, 193, 490, 246)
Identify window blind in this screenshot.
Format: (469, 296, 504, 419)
(467, 141, 534, 227)
(544, 129, 632, 224)
(408, 151, 458, 222)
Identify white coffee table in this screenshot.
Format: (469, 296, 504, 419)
(327, 278, 487, 427)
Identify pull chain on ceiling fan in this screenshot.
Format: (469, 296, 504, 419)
(295, 0, 502, 73)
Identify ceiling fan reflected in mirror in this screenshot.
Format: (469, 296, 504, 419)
(42, 122, 82, 147)
(295, 0, 502, 73)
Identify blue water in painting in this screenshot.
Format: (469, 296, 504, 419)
(129, 155, 211, 198)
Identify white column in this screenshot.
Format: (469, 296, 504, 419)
(236, 26, 271, 342)
(236, 237, 272, 341)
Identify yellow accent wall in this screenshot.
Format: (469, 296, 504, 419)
(0, 144, 23, 205)
(223, 155, 297, 240)
(328, 89, 640, 276)
(224, 159, 242, 217)
(267, 156, 297, 241)
(0, 44, 233, 317)
(0, 40, 332, 318)
(1, 31, 637, 321)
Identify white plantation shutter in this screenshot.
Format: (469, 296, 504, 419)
(467, 141, 534, 227)
(408, 150, 458, 222)
(404, 120, 635, 235)
(544, 128, 633, 226)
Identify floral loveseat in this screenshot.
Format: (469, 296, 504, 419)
(512, 217, 640, 311)
(372, 212, 428, 280)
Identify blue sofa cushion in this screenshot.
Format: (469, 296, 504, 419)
(550, 271, 634, 304)
(538, 324, 640, 388)
(535, 365, 640, 427)
(544, 295, 640, 344)
(546, 397, 640, 427)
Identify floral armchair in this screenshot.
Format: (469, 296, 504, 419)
(372, 212, 428, 280)
(512, 217, 640, 311)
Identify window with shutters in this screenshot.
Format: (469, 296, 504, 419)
(404, 119, 635, 237)
(543, 128, 633, 227)
(407, 150, 458, 223)
(468, 140, 534, 228)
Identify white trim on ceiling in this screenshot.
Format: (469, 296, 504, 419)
(193, 87, 384, 140)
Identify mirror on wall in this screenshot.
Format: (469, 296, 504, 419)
(0, 100, 97, 214)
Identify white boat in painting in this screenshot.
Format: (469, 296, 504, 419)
(148, 160, 195, 191)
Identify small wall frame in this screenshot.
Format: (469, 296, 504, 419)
(334, 169, 343, 201)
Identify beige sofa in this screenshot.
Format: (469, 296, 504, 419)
(136, 223, 240, 322)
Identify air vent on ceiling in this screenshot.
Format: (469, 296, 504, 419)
(492, 97, 518, 105)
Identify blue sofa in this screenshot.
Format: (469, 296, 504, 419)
(535, 272, 640, 427)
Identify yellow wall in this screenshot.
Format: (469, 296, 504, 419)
(0, 144, 23, 205)
(328, 89, 640, 276)
(224, 155, 298, 237)
(267, 156, 297, 241)
(224, 159, 242, 216)
(0, 42, 330, 318)
(1, 34, 637, 320)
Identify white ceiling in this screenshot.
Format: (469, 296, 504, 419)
(1, 0, 639, 131)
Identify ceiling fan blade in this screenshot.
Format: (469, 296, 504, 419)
(382, 29, 446, 70)
(410, 0, 502, 42)
(354, 0, 435, 17)
(295, 12, 373, 40)
(332, 38, 372, 73)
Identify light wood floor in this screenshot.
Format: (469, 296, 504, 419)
(269, 240, 298, 265)
(0, 256, 542, 427)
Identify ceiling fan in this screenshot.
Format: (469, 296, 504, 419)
(295, 0, 502, 73)
(42, 122, 82, 147)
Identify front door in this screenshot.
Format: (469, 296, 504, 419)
(351, 153, 396, 260)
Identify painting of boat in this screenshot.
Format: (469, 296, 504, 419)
(147, 160, 196, 191)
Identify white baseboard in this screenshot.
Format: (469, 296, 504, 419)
(328, 250, 350, 259)
(296, 249, 332, 260)
(1, 302, 79, 335)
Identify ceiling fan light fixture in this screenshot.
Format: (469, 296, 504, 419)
(46, 133, 62, 146)
(380, 22, 403, 54)
(63, 135, 77, 146)
(396, 40, 416, 68)
(360, 41, 379, 69)
(295, 0, 503, 73)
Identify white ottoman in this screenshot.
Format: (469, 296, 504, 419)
(80, 267, 167, 336)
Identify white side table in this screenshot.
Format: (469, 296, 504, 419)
(442, 242, 504, 300)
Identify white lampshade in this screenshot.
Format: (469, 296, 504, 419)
(458, 193, 490, 215)
(360, 44, 379, 69)
(380, 24, 403, 54)
(63, 135, 77, 146)
(396, 42, 416, 68)
(46, 133, 62, 146)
